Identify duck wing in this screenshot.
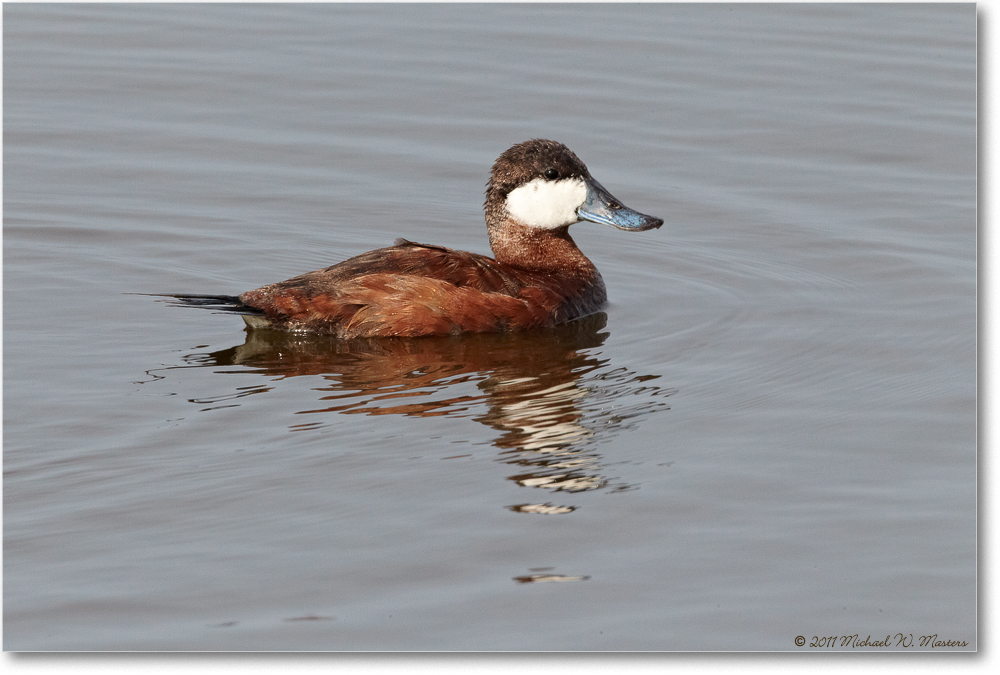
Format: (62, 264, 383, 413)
(237, 241, 571, 336)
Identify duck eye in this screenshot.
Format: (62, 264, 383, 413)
(544, 168, 559, 180)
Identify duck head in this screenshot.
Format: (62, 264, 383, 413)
(484, 139, 663, 236)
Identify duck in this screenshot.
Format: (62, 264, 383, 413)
(165, 139, 662, 337)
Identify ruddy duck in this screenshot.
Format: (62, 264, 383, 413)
(165, 139, 662, 337)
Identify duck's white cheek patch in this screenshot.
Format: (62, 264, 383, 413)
(505, 177, 587, 229)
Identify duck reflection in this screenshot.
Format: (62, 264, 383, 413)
(170, 313, 674, 510)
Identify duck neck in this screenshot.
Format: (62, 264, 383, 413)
(487, 219, 595, 274)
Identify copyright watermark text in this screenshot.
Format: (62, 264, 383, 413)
(794, 633, 969, 649)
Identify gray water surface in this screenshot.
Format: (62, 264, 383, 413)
(3, 3, 976, 651)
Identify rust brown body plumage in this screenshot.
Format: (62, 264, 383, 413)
(238, 237, 606, 337)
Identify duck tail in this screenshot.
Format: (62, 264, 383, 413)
(138, 293, 265, 316)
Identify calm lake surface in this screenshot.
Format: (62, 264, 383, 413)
(3, 3, 976, 651)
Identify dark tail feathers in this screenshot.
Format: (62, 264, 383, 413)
(139, 293, 264, 316)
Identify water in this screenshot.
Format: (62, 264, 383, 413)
(3, 3, 976, 651)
